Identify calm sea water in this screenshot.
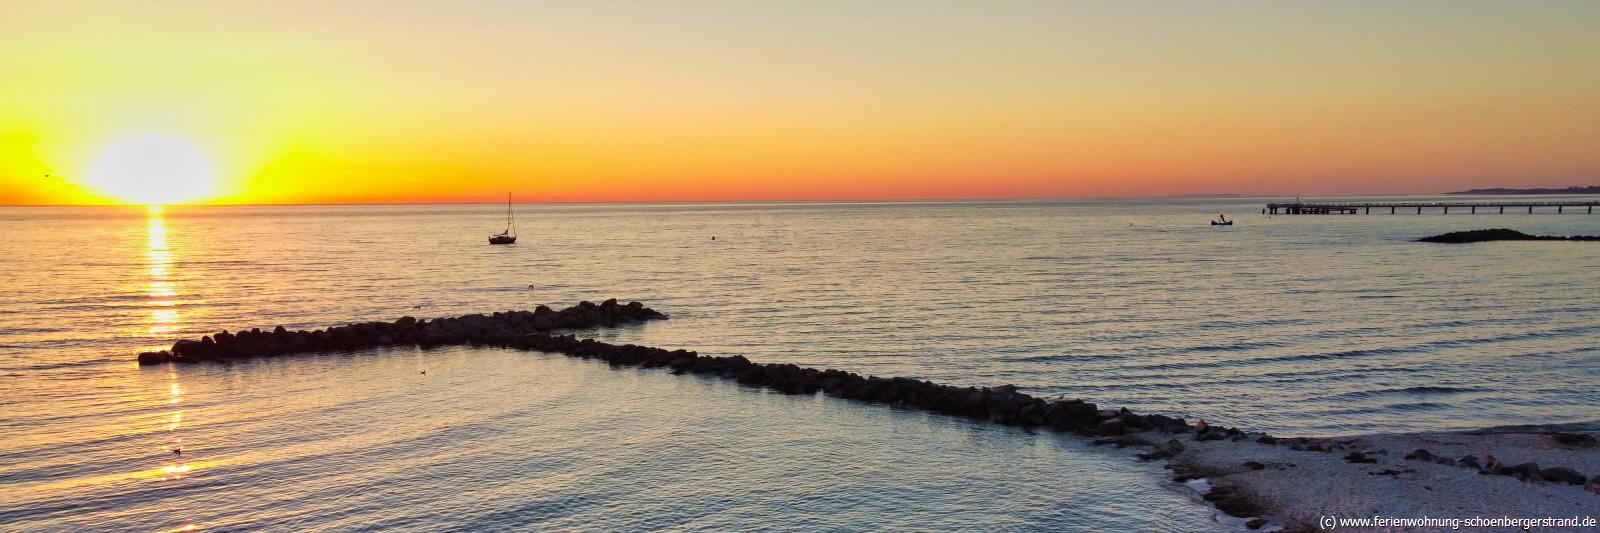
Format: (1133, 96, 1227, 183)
(3, 198, 1598, 531)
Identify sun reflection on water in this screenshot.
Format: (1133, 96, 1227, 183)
(144, 206, 198, 530)
(147, 208, 186, 454)
(146, 210, 180, 341)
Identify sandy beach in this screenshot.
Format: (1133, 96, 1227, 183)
(1139, 428, 1600, 531)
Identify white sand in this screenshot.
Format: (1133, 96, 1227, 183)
(1128, 429, 1600, 531)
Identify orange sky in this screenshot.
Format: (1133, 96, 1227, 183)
(3, 1, 1598, 205)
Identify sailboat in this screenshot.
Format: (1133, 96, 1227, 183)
(489, 193, 517, 244)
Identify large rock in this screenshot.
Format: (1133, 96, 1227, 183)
(137, 351, 171, 365)
(1403, 449, 1436, 462)
(1117, 408, 1150, 430)
(171, 339, 209, 359)
(1344, 452, 1378, 464)
(1539, 467, 1587, 485)
(1147, 413, 1180, 432)
(1501, 462, 1540, 481)
(1097, 418, 1127, 436)
(1059, 400, 1097, 418)
(1156, 439, 1185, 455)
(855, 379, 887, 402)
(723, 355, 754, 372)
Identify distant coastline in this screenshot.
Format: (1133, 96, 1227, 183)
(1445, 185, 1600, 195)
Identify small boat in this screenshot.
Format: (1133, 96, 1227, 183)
(489, 193, 516, 244)
(1211, 214, 1232, 226)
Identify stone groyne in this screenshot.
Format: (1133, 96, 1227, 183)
(136, 298, 667, 365)
(137, 299, 1216, 439)
(137, 300, 1600, 528)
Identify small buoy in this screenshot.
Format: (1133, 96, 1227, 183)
(711, 236, 715, 240)
(527, 284, 535, 289)
(420, 370, 426, 375)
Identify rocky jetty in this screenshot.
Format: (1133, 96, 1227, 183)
(1417, 228, 1600, 243)
(137, 300, 1599, 528)
(135, 299, 667, 365)
(136, 300, 1237, 438)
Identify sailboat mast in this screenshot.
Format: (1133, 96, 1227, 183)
(506, 192, 515, 235)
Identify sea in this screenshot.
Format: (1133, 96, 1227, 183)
(3, 197, 1598, 532)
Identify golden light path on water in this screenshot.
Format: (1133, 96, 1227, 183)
(145, 205, 199, 532)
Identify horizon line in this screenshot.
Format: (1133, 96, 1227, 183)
(9, 192, 1577, 208)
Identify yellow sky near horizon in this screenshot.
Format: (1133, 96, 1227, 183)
(3, 1, 1598, 205)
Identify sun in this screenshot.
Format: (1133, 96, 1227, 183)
(87, 133, 218, 205)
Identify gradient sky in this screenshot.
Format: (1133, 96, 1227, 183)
(3, 1, 1598, 205)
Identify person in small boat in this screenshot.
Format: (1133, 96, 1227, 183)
(1218, 214, 1228, 223)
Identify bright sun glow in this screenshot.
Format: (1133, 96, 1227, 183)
(87, 134, 217, 205)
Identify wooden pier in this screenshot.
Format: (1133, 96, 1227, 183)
(1265, 201, 1600, 215)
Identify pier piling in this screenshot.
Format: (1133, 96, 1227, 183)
(1265, 201, 1598, 216)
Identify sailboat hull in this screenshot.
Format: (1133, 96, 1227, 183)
(489, 193, 517, 244)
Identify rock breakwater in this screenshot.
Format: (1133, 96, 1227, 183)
(136, 298, 667, 365)
(137, 300, 1244, 439)
(136, 301, 1599, 528)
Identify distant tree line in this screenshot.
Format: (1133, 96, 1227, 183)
(1446, 185, 1600, 195)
